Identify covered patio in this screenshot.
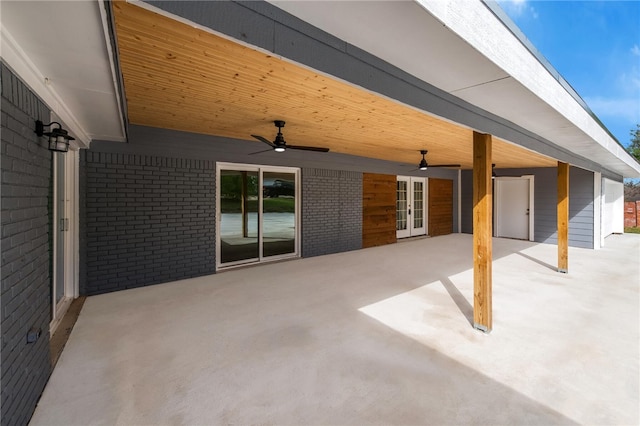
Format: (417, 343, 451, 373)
(30, 234, 639, 425)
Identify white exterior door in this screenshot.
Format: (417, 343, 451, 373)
(396, 177, 427, 239)
(495, 176, 534, 241)
(51, 150, 79, 334)
(602, 178, 624, 240)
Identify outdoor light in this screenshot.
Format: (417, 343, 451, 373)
(418, 150, 428, 170)
(35, 120, 75, 153)
(273, 130, 286, 152)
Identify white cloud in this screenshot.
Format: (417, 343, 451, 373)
(618, 65, 640, 92)
(497, 0, 538, 19)
(632, 45, 640, 57)
(584, 97, 640, 123)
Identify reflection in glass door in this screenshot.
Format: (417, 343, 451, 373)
(263, 172, 296, 257)
(396, 176, 427, 239)
(218, 164, 299, 267)
(219, 170, 259, 264)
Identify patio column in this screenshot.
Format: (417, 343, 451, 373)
(473, 132, 492, 333)
(557, 162, 569, 273)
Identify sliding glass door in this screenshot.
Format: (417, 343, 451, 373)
(218, 164, 299, 267)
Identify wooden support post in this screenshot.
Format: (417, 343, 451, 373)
(473, 132, 492, 333)
(557, 162, 569, 273)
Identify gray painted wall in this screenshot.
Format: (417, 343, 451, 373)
(461, 166, 594, 249)
(1, 63, 53, 426)
(302, 168, 362, 257)
(81, 152, 216, 295)
(143, 0, 623, 181)
(83, 125, 458, 292)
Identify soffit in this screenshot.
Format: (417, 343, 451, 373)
(270, 0, 640, 177)
(0, 0, 125, 143)
(112, 1, 555, 170)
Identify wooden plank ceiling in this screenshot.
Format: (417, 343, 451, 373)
(112, 1, 556, 169)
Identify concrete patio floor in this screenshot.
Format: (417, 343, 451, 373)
(30, 234, 639, 425)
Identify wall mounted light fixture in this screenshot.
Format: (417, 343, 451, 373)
(35, 120, 75, 153)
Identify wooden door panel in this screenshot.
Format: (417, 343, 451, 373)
(429, 178, 453, 236)
(363, 173, 397, 248)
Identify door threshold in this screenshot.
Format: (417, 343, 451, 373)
(397, 235, 430, 242)
(50, 296, 86, 368)
(217, 255, 300, 272)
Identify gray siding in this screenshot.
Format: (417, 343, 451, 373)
(81, 152, 216, 295)
(461, 171, 473, 234)
(302, 168, 362, 257)
(461, 166, 594, 248)
(1, 63, 52, 426)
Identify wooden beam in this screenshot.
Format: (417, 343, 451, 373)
(473, 132, 492, 333)
(557, 162, 569, 273)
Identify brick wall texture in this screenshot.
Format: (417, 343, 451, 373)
(1, 63, 53, 426)
(301, 168, 362, 257)
(624, 201, 640, 228)
(82, 152, 216, 295)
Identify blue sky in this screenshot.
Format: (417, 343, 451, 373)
(496, 0, 640, 148)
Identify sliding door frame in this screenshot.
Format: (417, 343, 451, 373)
(216, 162, 301, 269)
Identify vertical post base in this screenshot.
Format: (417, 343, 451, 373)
(557, 268, 568, 274)
(473, 323, 491, 334)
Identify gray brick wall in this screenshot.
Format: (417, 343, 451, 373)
(81, 152, 216, 295)
(1, 63, 53, 426)
(302, 168, 362, 257)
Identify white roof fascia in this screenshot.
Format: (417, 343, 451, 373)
(416, 0, 640, 177)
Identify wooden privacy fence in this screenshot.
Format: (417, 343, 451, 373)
(624, 201, 640, 228)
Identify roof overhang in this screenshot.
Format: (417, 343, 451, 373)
(2, 0, 637, 178)
(0, 0, 126, 147)
(110, 0, 557, 169)
(269, 0, 640, 177)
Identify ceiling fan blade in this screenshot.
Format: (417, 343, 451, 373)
(251, 134, 275, 148)
(287, 145, 330, 152)
(429, 164, 461, 168)
(248, 148, 274, 155)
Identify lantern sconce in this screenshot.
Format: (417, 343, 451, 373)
(35, 120, 75, 153)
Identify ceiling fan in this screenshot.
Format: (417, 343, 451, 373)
(251, 120, 329, 153)
(417, 150, 460, 170)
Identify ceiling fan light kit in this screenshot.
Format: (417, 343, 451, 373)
(251, 120, 329, 153)
(416, 149, 460, 170)
(419, 150, 429, 170)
